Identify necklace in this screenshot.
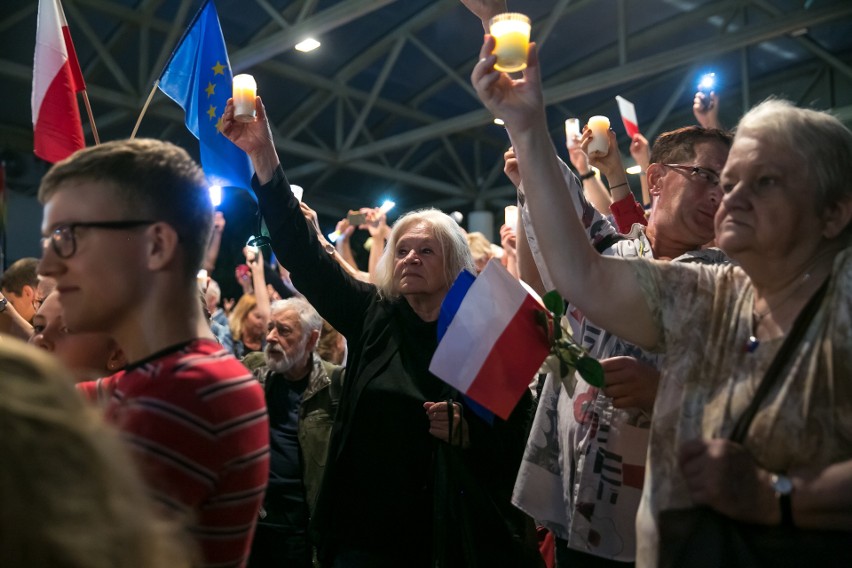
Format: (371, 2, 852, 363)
(746, 271, 812, 353)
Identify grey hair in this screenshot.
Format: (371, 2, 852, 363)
(372, 208, 476, 300)
(736, 98, 852, 213)
(270, 297, 323, 338)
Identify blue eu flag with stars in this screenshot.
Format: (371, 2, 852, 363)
(158, 0, 253, 191)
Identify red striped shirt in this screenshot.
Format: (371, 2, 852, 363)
(78, 339, 270, 568)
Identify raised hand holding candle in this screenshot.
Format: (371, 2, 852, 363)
(232, 74, 257, 123)
(586, 115, 611, 158)
(489, 13, 531, 73)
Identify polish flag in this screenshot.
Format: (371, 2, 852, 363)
(616, 95, 640, 139)
(429, 260, 551, 420)
(32, 0, 86, 163)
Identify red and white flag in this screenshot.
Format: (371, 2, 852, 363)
(616, 95, 640, 139)
(429, 260, 551, 420)
(32, 0, 86, 163)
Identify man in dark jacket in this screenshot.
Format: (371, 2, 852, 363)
(243, 297, 342, 568)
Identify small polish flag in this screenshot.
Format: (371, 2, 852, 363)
(32, 0, 86, 163)
(430, 260, 551, 420)
(616, 95, 639, 139)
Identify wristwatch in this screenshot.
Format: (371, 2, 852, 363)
(0, 296, 8, 313)
(770, 473, 794, 527)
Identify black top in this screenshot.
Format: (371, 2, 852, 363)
(262, 372, 309, 532)
(254, 167, 537, 567)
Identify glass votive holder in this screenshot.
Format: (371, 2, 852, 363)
(232, 74, 257, 123)
(489, 13, 531, 73)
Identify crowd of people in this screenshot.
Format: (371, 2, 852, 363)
(1, 1, 851, 567)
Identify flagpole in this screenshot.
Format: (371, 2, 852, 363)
(80, 90, 100, 145)
(130, 81, 159, 140)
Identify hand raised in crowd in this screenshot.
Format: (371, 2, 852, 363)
(678, 438, 779, 525)
(212, 211, 226, 234)
(221, 96, 278, 182)
(424, 401, 471, 448)
(693, 90, 721, 129)
(580, 127, 627, 184)
(601, 356, 660, 413)
(299, 201, 324, 239)
(503, 147, 522, 188)
(629, 133, 651, 173)
(459, 0, 508, 26)
(567, 137, 590, 175)
(499, 223, 517, 257)
(223, 297, 235, 314)
(361, 207, 391, 240)
(472, 36, 544, 133)
(334, 218, 356, 242)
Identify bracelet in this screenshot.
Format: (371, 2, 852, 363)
(609, 182, 629, 190)
(579, 171, 595, 181)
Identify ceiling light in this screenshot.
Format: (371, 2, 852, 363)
(626, 165, 642, 175)
(295, 38, 321, 53)
(493, 118, 505, 126)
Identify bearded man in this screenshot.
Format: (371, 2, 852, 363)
(243, 297, 343, 568)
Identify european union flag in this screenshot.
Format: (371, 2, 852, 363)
(158, 0, 252, 191)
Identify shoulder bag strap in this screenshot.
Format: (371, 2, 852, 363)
(728, 279, 828, 443)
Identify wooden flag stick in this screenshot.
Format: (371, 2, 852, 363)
(131, 81, 159, 140)
(81, 90, 100, 145)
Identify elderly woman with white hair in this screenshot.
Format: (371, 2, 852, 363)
(473, 34, 852, 567)
(221, 99, 537, 567)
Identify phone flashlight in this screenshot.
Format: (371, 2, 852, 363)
(698, 73, 716, 109)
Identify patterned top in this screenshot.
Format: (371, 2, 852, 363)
(631, 247, 852, 567)
(78, 339, 270, 568)
(513, 158, 726, 561)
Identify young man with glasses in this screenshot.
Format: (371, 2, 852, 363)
(38, 138, 269, 568)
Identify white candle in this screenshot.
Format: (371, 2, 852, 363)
(586, 115, 611, 158)
(565, 118, 581, 149)
(504, 205, 518, 231)
(233, 74, 257, 123)
(489, 13, 531, 73)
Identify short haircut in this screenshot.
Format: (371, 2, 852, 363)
(270, 297, 323, 338)
(38, 139, 213, 279)
(650, 125, 733, 166)
(736, 98, 852, 213)
(1, 258, 39, 294)
(373, 208, 476, 299)
(205, 279, 221, 304)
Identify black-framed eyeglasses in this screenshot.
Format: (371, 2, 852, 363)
(42, 220, 157, 259)
(662, 163, 721, 187)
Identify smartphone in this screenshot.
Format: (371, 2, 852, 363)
(698, 73, 716, 110)
(347, 212, 367, 226)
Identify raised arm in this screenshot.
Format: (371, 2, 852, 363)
(460, 0, 508, 31)
(471, 37, 659, 349)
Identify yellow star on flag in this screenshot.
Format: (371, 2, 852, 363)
(205, 82, 216, 97)
(212, 61, 226, 75)
(207, 105, 217, 120)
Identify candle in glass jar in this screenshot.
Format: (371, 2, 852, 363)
(232, 74, 257, 123)
(586, 115, 611, 158)
(489, 13, 531, 73)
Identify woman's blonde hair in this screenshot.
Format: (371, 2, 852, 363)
(0, 338, 195, 567)
(228, 294, 258, 339)
(372, 208, 475, 299)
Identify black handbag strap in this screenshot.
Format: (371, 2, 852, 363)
(728, 278, 829, 443)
